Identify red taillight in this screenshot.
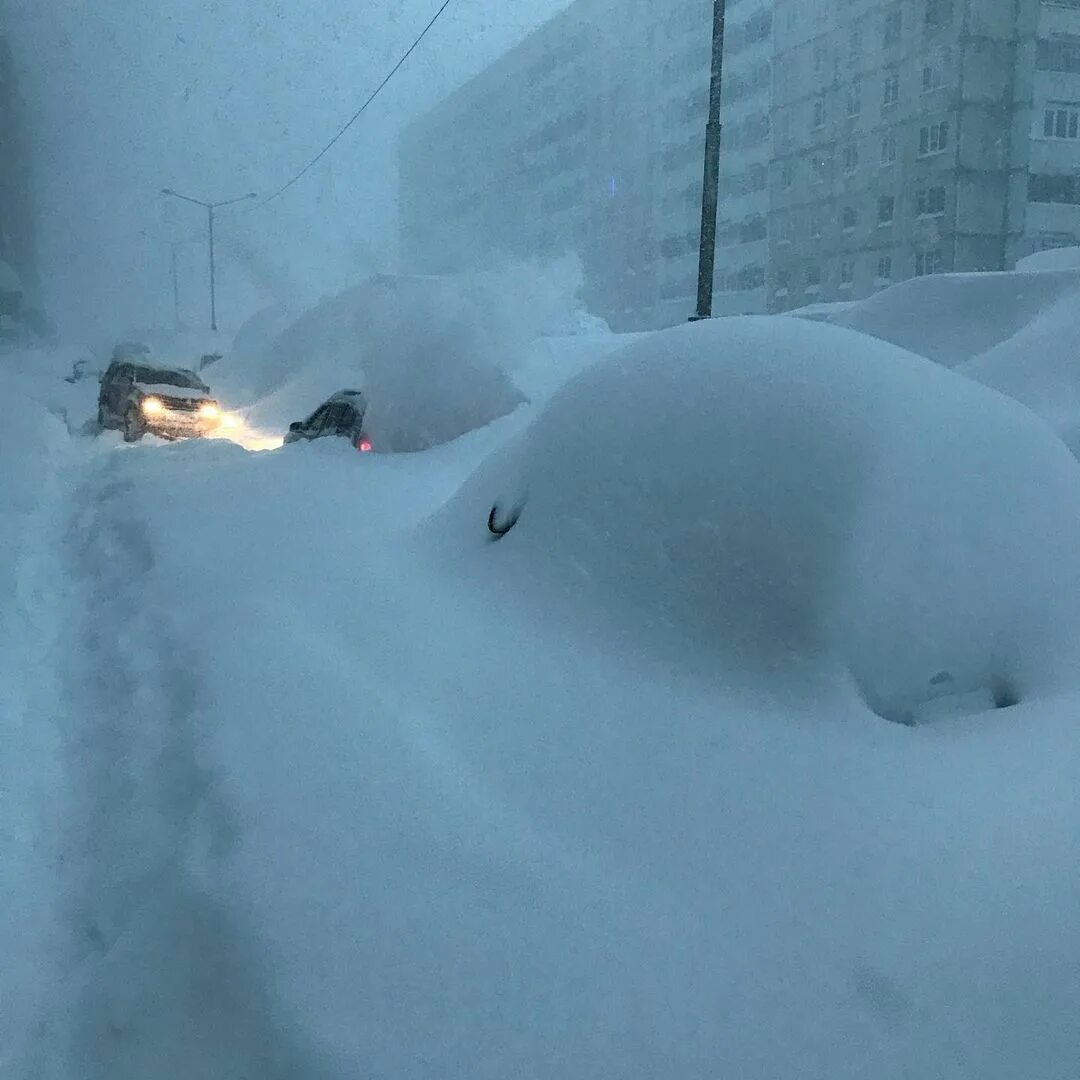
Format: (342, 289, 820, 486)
(356, 437, 373, 452)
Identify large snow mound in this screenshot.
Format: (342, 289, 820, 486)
(959, 289, 1080, 457)
(793, 268, 1080, 367)
(215, 274, 525, 449)
(1015, 244, 1080, 272)
(430, 316, 1080, 722)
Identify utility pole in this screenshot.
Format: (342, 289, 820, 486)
(140, 229, 192, 332)
(690, 0, 726, 322)
(169, 243, 181, 330)
(160, 188, 257, 332)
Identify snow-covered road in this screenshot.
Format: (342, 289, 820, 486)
(47, 448, 341, 1078)
(4, 318, 1080, 1078)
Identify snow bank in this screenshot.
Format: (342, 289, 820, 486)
(1015, 244, 1080, 272)
(212, 274, 524, 449)
(129, 316, 1080, 1078)
(0, 353, 72, 1073)
(431, 316, 1080, 722)
(793, 268, 1080, 367)
(218, 262, 609, 442)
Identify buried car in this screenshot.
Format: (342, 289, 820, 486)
(284, 390, 373, 452)
(98, 359, 224, 442)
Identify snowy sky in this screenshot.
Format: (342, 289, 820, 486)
(3, 0, 572, 337)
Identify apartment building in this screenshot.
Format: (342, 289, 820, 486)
(0, 34, 38, 321)
(402, 1, 1080, 327)
(399, 0, 775, 330)
(768, 0, 1080, 312)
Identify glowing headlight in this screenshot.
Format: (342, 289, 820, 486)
(141, 396, 164, 415)
(199, 403, 221, 421)
(221, 412, 241, 428)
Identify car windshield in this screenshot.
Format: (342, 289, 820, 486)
(133, 366, 205, 390)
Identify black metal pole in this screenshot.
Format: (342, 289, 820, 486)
(208, 204, 217, 332)
(170, 243, 181, 330)
(691, 0, 726, 322)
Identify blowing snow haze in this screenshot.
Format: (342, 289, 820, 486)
(2, 0, 569, 336)
(6, 1, 1080, 1077)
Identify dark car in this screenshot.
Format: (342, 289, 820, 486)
(284, 390, 372, 452)
(98, 358, 223, 442)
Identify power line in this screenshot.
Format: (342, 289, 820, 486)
(258, 0, 455, 209)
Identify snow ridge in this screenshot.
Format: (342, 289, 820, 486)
(45, 452, 341, 1079)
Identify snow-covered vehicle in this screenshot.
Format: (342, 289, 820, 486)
(97, 358, 223, 442)
(284, 389, 372, 451)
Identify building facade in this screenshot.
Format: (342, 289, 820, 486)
(401, 1, 1080, 328)
(399, 0, 774, 330)
(768, 0, 1080, 312)
(0, 34, 38, 323)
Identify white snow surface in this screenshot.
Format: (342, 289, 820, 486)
(793, 268, 1080, 367)
(793, 268, 1080, 459)
(3, 304, 1080, 1077)
(1015, 244, 1080, 272)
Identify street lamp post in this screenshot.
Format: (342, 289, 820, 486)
(691, 0, 727, 322)
(140, 230, 191, 331)
(160, 188, 257, 331)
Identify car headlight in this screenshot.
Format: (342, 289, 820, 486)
(199, 403, 221, 421)
(141, 396, 164, 415)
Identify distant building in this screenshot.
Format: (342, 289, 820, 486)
(768, 0, 1080, 312)
(399, 0, 772, 330)
(0, 34, 39, 326)
(401, 1, 1080, 328)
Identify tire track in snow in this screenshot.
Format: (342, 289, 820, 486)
(52, 451, 345, 1080)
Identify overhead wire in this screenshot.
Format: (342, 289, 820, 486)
(257, 0, 455, 209)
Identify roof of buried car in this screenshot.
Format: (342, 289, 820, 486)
(137, 382, 213, 401)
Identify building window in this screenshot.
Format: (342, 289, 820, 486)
(914, 248, 944, 276)
(916, 185, 947, 216)
(780, 159, 795, 189)
(877, 254, 893, 280)
(839, 260, 855, 287)
(1029, 172, 1080, 205)
(740, 215, 767, 243)
(1043, 103, 1080, 140)
(1035, 231, 1077, 252)
(925, 0, 952, 30)
(878, 194, 895, 223)
(809, 212, 824, 238)
(849, 28, 862, 63)
(919, 121, 949, 155)
(806, 264, 822, 291)
(811, 154, 830, 184)
(774, 268, 791, 297)
(812, 97, 827, 129)
(842, 142, 859, 173)
(884, 8, 903, 46)
(814, 44, 828, 77)
(1037, 36, 1080, 75)
(922, 46, 951, 91)
(883, 72, 900, 108)
(881, 132, 898, 165)
(847, 79, 862, 116)
(842, 205, 858, 231)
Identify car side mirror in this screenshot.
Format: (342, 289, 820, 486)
(288, 421, 302, 432)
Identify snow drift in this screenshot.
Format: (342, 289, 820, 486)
(431, 316, 1080, 722)
(125, 314, 1080, 1080)
(794, 268, 1080, 367)
(219, 265, 613, 449)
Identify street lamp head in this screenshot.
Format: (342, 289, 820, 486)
(246, 193, 257, 200)
(161, 188, 175, 196)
